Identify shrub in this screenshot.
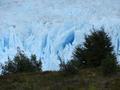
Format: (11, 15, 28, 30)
(59, 57, 78, 74)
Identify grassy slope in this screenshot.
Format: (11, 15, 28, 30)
(0, 69, 120, 90)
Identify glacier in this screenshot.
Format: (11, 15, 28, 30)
(0, 0, 120, 70)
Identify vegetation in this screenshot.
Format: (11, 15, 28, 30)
(0, 27, 120, 90)
(60, 27, 118, 76)
(101, 54, 117, 76)
(84, 28, 114, 67)
(1, 48, 42, 75)
(0, 69, 120, 90)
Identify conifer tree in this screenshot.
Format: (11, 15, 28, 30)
(1, 49, 42, 75)
(60, 27, 117, 75)
(84, 27, 113, 67)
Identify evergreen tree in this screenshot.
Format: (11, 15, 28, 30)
(1, 49, 42, 75)
(2, 57, 17, 74)
(30, 54, 42, 72)
(60, 27, 117, 75)
(84, 27, 113, 67)
(72, 45, 86, 68)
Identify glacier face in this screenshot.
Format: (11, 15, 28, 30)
(0, 0, 120, 70)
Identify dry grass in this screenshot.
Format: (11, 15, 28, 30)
(0, 70, 120, 90)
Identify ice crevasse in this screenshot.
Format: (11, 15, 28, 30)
(0, 0, 120, 70)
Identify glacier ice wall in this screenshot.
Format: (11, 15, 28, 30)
(0, 0, 120, 70)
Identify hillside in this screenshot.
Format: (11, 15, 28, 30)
(0, 69, 120, 90)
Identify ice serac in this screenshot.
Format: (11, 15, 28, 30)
(0, 0, 120, 70)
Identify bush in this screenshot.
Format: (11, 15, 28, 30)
(59, 57, 78, 74)
(59, 46, 87, 74)
(1, 49, 42, 75)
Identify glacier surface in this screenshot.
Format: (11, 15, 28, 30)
(0, 0, 120, 70)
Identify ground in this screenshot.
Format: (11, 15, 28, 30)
(0, 69, 120, 90)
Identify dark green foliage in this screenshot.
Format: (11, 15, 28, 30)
(72, 46, 87, 68)
(101, 54, 117, 76)
(84, 27, 113, 67)
(72, 27, 115, 68)
(30, 54, 42, 72)
(1, 50, 42, 75)
(60, 27, 117, 75)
